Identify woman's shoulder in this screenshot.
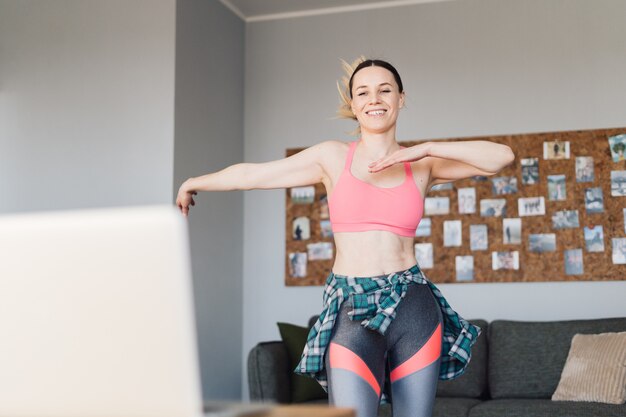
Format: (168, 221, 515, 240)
(313, 140, 352, 175)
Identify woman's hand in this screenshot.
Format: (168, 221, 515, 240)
(368, 143, 431, 173)
(176, 180, 197, 217)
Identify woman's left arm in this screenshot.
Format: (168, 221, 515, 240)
(369, 140, 515, 184)
(425, 140, 515, 176)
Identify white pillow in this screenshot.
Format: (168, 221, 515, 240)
(552, 331, 626, 404)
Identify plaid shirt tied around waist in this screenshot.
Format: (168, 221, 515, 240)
(294, 263, 482, 396)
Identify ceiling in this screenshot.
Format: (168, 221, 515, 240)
(219, 0, 455, 22)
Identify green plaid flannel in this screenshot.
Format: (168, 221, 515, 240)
(294, 263, 482, 403)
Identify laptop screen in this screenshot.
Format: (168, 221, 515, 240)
(0, 205, 204, 417)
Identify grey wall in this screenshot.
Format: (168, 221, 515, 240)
(242, 0, 626, 399)
(0, 0, 245, 401)
(174, 0, 245, 400)
(0, 0, 176, 213)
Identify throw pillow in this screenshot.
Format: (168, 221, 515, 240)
(552, 331, 626, 404)
(277, 322, 328, 403)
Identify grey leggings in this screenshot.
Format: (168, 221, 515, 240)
(324, 282, 443, 417)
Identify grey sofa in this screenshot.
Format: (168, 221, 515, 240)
(248, 316, 626, 417)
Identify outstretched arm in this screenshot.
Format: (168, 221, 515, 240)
(176, 141, 331, 217)
(424, 140, 515, 186)
(367, 140, 515, 190)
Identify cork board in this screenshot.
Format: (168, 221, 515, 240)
(285, 127, 626, 286)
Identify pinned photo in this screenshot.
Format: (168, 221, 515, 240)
(608, 134, 626, 162)
(458, 187, 476, 214)
(584, 226, 604, 252)
(292, 216, 310, 240)
(307, 242, 334, 260)
(575, 156, 594, 183)
(518, 197, 545, 216)
(288, 252, 307, 278)
(470, 224, 488, 251)
(424, 197, 450, 215)
(584, 187, 604, 213)
(547, 174, 566, 201)
(529, 234, 556, 253)
(414, 243, 434, 269)
(503, 218, 522, 244)
(552, 210, 579, 229)
(455, 256, 474, 282)
(492, 251, 519, 270)
(320, 220, 333, 238)
(443, 220, 462, 247)
(521, 158, 539, 185)
(480, 199, 507, 217)
(415, 218, 431, 237)
(319, 194, 329, 219)
(612, 238, 626, 264)
(610, 171, 626, 197)
(290, 186, 315, 204)
(431, 182, 453, 191)
(491, 176, 518, 195)
(543, 140, 570, 160)
(564, 249, 583, 275)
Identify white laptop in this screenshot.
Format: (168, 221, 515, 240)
(0, 205, 270, 417)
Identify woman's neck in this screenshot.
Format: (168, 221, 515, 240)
(357, 130, 400, 158)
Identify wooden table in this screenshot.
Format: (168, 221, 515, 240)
(249, 404, 355, 417)
(203, 401, 355, 417)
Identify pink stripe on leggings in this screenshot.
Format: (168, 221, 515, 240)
(329, 342, 381, 396)
(390, 323, 442, 383)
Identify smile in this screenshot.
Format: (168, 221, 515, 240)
(365, 109, 387, 116)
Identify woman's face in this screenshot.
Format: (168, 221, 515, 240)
(350, 66, 405, 134)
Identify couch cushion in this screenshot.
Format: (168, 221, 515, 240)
(436, 319, 488, 399)
(433, 397, 483, 417)
(468, 398, 626, 417)
(247, 341, 291, 403)
(488, 317, 626, 399)
(552, 331, 626, 404)
(277, 322, 328, 403)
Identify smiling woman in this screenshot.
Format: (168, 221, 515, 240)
(350, 65, 404, 136)
(175, 56, 513, 417)
(336, 58, 405, 137)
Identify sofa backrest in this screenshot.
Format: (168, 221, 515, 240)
(436, 319, 489, 399)
(488, 317, 626, 399)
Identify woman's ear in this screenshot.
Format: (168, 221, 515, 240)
(399, 92, 406, 109)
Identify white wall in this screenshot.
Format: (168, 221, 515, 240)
(0, 0, 176, 213)
(241, 0, 626, 399)
(174, 0, 245, 401)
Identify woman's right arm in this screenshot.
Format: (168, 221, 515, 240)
(176, 140, 335, 216)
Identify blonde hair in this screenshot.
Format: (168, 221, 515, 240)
(335, 56, 366, 136)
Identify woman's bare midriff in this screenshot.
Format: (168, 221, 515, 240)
(321, 140, 430, 277)
(331, 230, 417, 276)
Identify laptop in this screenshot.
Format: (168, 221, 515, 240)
(0, 205, 271, 417)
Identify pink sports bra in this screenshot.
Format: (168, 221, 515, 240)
(327, 140, 424, 237)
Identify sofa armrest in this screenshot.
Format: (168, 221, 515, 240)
(247, 341, 292, 403)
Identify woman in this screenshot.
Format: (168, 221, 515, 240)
(176, 58, 514, 417)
